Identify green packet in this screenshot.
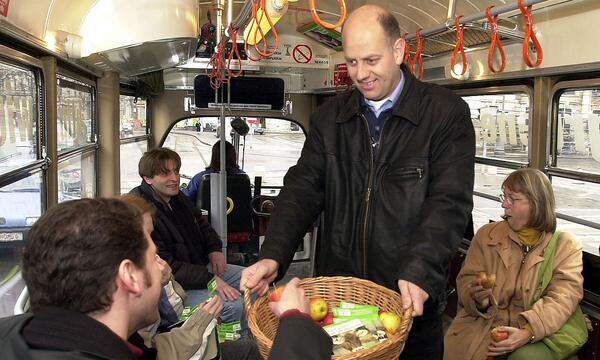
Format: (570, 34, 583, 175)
(333, 314, 381, 326)
(207, 276, 217, 296)
(339, 301, 379, 312)
(179, 305, 198, 321)
(332, 306, 379, 317)
(218, 321, 241, 332)
(218, 331, 241, 342)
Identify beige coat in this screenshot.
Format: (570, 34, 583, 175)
(444, 221, 583, 360)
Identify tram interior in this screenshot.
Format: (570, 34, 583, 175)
(1, 0, 600, 358)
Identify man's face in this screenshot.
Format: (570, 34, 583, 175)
(342, 21, 404, 101)
(143, 160, 180, 200)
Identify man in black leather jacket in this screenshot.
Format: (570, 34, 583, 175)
(242, 5, 475, 359)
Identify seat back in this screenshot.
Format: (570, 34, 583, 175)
(197, 173, 253, 237)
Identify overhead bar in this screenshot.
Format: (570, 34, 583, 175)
(406, 0, 548, 41)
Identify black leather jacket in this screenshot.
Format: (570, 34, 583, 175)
(260, 68, 475, 314)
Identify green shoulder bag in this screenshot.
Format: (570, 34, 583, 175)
(531, 231, 588, 360)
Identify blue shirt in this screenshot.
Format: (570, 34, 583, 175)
(362, 74, 405, 144)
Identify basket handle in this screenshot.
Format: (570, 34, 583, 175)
(243, 289, 253, 315)
(398, 305, 414, 341)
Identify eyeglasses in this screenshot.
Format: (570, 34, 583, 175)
(499, 194, 527, 205)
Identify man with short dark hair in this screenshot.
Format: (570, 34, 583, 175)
(0, 199, 332, 360)
(131, 147, 246, 328)
(242, 4, 475, 359)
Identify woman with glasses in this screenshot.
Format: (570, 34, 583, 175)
(444, 168, 585, 360)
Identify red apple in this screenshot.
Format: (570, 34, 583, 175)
(320, 312, 334, 327)
(491, 328, 509, 342)
(477, 272, 496, 289)
(269, 286, 285, 302)
(309, 298, 329, 322)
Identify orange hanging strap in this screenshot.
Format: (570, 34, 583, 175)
(486, 5, 506, 73)
(227, 25, 243, 78)
(409, 29, 424, 80)
(309, 0, 347, 30)
(245, 0, 268, 61)
(450, 15, 468, 75)
(402, 33, 411, 64)
(518, 0, 543, 67)
(253, 0, 279, 58)
(209, 41, 227, 89)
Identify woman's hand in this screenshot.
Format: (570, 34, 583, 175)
(199, 295, 223, 318)
(487, 326, 532, 357)
(469, 277, 492, 310)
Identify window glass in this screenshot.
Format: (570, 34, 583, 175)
(556, 89, 600, 173)
(472, 195, 504, 232)
(57, 76, 94, 152)
(474, 163, 515, 198)
(120, 141, 147, 194)
(163, 117, 305, 188)
(0, 61, 37, 175)
(463, 94, 530, 163)
(57, 152, 95, 202)
(120, 95, 147, 139)
(0, 172, 42, 317)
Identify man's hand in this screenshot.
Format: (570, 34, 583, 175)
(397, 279, 429, 317)
(469, 277, 492, 311)
(156, 255, 172, 286)
(240, 259, 279, 296)
(199, 295, 223, 318)
(208, 251, 227, 276)
(215, 276, 241, 301)
(268, 278, 309, 317)
(487, 326, 531, 357)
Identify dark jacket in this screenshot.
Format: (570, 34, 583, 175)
(183, 166, 247, 202)
(0, 307, 149, 359)
(0, 308, 330, 360)
(260, 68, 475, 314)
(131, 181, 222, 290)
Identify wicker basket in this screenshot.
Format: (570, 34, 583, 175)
(244, 276, 413, 360)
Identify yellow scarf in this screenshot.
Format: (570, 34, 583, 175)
(517, 227, 542, 247)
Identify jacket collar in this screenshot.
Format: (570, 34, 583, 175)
(486, 221, 546, 271)
(336, 65, 421, 126)
(21, 307, 138, 359)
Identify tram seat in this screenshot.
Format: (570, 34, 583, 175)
(14, 286, 29, 315)
(196, 173, 253, 244)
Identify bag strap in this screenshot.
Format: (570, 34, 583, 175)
(532, 230, 561, 303)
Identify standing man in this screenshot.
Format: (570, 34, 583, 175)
(131, 148, 244, 326)
(241, 4, 475, 359)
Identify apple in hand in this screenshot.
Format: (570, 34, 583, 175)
(379, 312, 401, 335)
(477, 271, 496, 289)
(309, 298, 329, 322)
(491, 328, 509, 342)
(269, 286, 285, 302)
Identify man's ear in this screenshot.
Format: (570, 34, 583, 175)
(142, 176, 153, 186)
(394, 37, 406, 66)
(117, 260, 143, 296)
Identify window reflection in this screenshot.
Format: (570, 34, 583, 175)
(57, 152, 95, 202)
(57, 76, 94, 152)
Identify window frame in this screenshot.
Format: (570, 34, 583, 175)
(546, 78, 600, 233)
(0, 44, 46, 207)
(456, 85, 533, 203)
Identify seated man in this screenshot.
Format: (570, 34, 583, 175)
(0, 198, 332, 360)
(130, 148, 245, 327)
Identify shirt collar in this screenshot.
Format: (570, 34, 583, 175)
(364, 73, 404, 114)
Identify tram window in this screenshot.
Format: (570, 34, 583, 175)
(57, 76, 94, 153)
(119, 95, 147, 139)
(120, 141, 148, 193)
(472, 194, 504, 232)
(0, 173, 41, 317)
(462, 94, 530, 163)
(163, 117, 305, 189)
(0, 61, 38, 176)
(556, 89, 600, 174)
(57, 151, 95, 202)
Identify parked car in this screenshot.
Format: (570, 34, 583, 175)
(253, 127, 265, 135)
(120, 122, 133, 138)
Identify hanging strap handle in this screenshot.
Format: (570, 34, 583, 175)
(486, 5, 506, 73)
(309, 0, 347, 30)
(409, 29, 424, 80)
(518, 0, 543, 68)
(450, 15, 468, 75)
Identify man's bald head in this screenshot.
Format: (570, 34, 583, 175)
(343, 5, 401, 46)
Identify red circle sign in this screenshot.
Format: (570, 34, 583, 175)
(292, 45, 312, 64)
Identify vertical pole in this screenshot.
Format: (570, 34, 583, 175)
(531, 77, 556, 170)
(447, 0, 456, 21)
(41, 57, 58, 208)
(97, 71, 120, 196)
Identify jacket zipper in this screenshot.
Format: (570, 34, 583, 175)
(395, 167, 424, 179)
(359, 112, 389, 278)
(506, 246, 532, 326)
